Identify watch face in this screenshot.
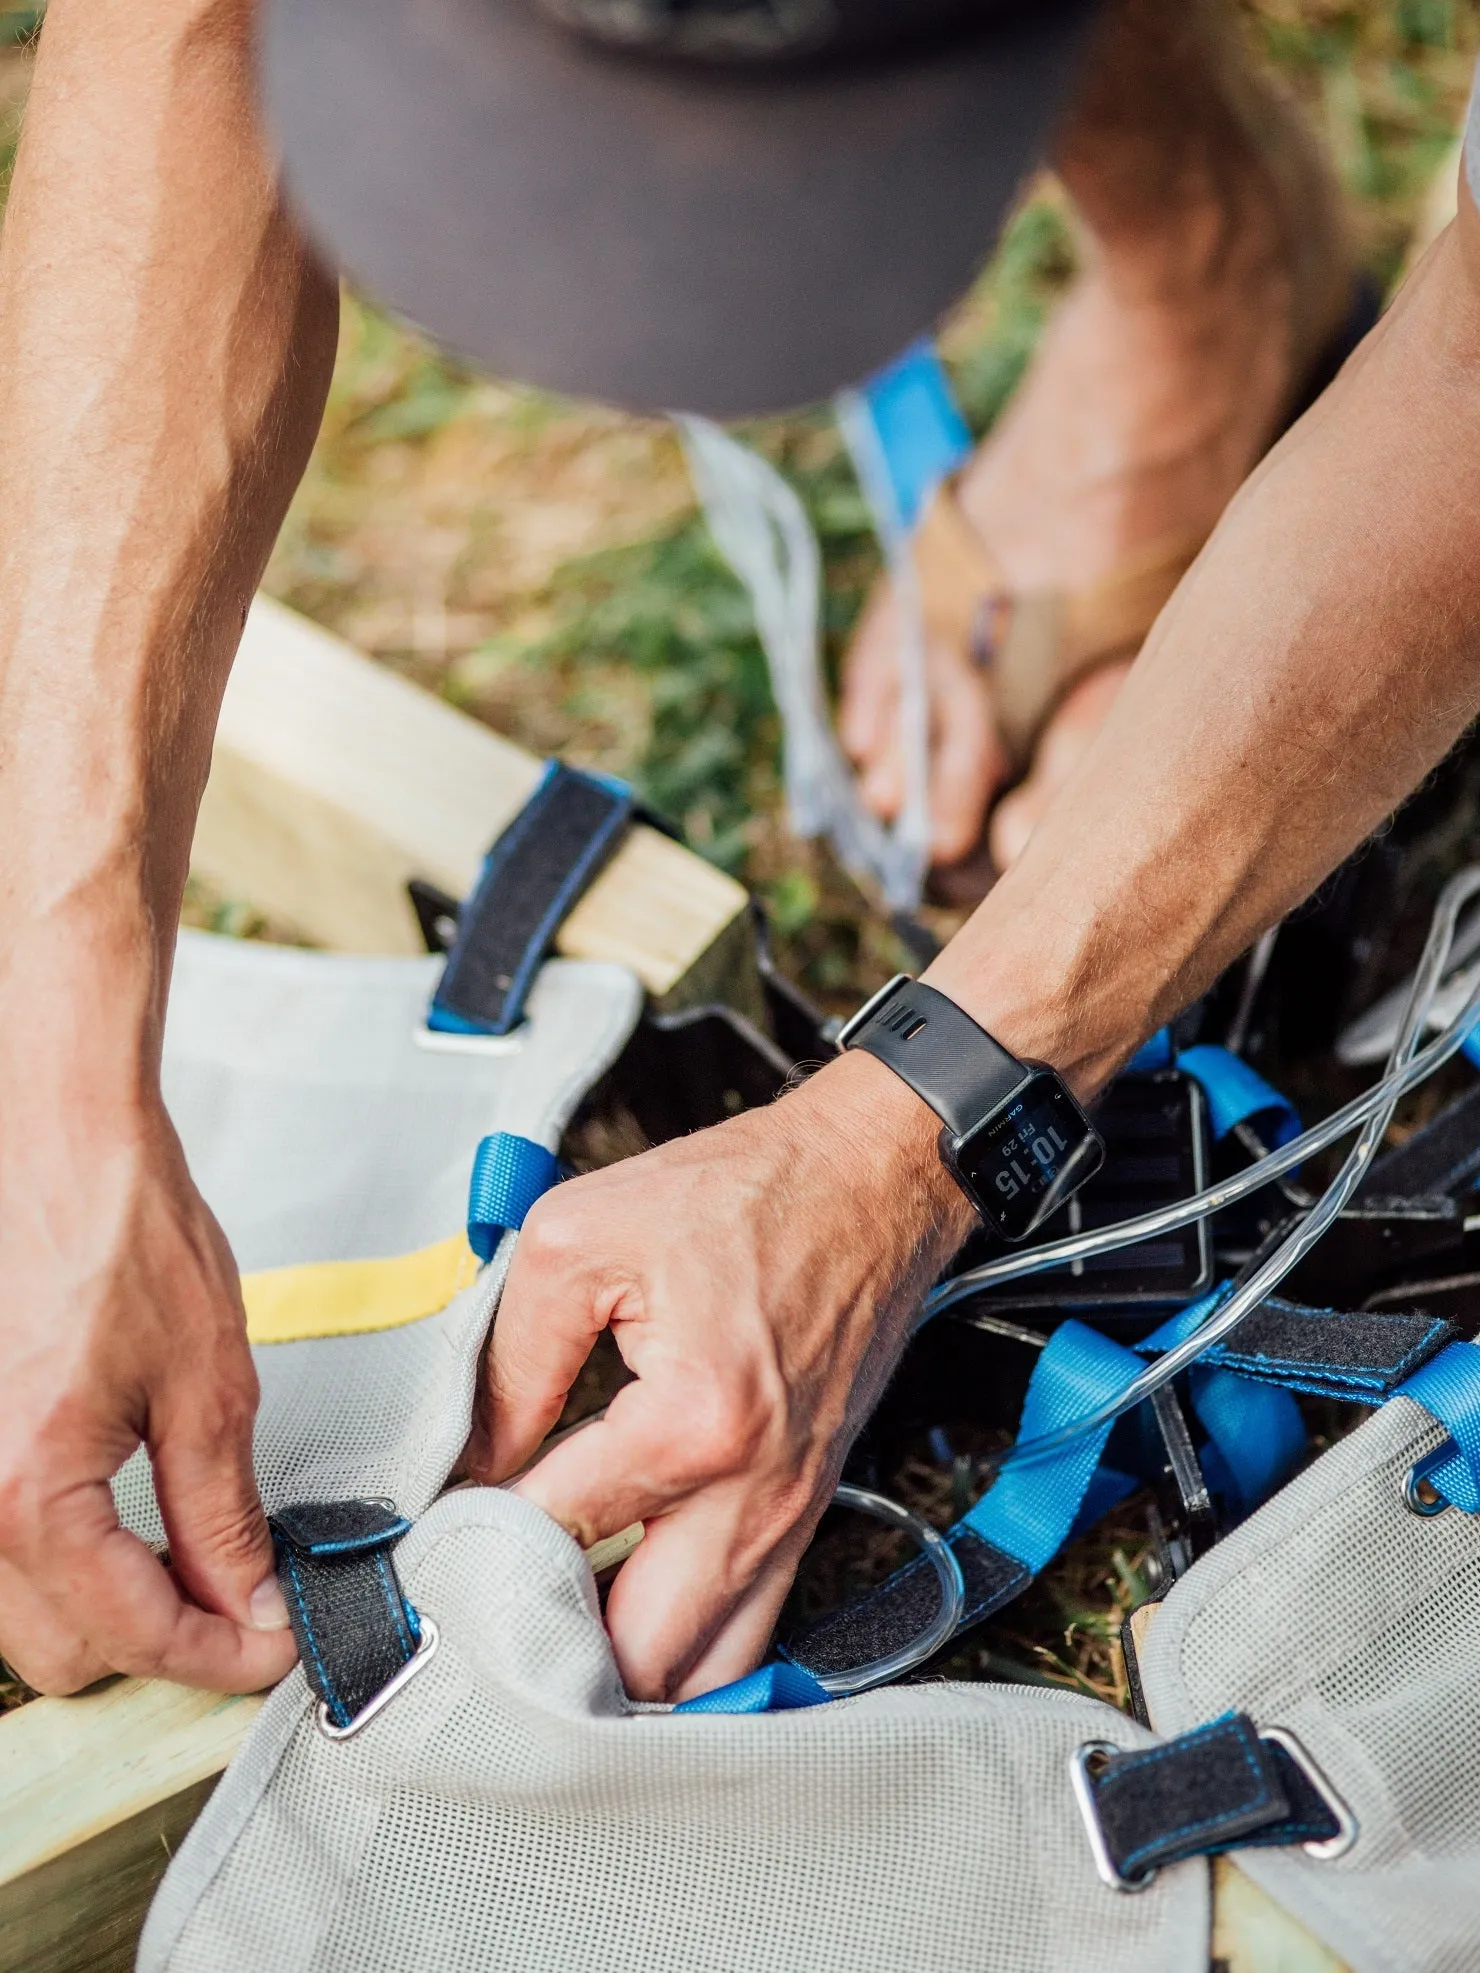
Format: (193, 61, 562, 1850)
(948, 1070, 1104, 1243)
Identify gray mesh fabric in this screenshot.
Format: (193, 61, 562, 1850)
(160, 931, 640, 1268)
(139, 1489, 1208, 1973)
(115, 937, 643, 1544)
(1139, 1386, 1480, 1973)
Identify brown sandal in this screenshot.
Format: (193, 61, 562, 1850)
(912, 481, 1200, 782)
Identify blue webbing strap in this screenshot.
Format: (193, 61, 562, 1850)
(1161, 1039, 1301, 1149)
(779, 1322, 1148, 1688)
(466, 1133, 562, 1261)
(674, 1660, 830, 1715)
(1396, 1341, 1480, 1511)
(854, 339, 973, 532)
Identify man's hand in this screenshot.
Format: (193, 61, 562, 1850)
(0, 1097, 294, 1696)
(474, 1052, 974, 1702)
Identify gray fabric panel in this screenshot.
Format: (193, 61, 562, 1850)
(162, 933, 641, 1269)
(140, 1490, 1209, 1973)
(1139, 1389, 1480, 1973)
(117, 941, 642, 1543)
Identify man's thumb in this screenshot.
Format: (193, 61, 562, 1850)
(150, 1389, 287, 1631)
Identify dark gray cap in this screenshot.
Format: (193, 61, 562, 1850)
(261, 0, 1097, 415)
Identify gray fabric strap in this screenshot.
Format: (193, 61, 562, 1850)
(840, 977, 1025, 1138)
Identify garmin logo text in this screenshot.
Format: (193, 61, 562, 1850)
(880, 1002, 927, 1043)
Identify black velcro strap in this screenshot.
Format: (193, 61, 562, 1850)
(271, 1500, 421, 1731)
(1362, 1085, 1480, 1199)
(1202, 1297, 1454, 1401)
(430, 762, 632, 1036)
(1084, 1714, 1339, 1882)
(781, 1528, 1028, 1680)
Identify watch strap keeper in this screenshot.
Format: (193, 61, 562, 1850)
(838, 975, 1026, 1139)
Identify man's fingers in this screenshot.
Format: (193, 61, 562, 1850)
(150, 1380, 285, 1632)
(480, 1197, 613, 1481)
(0, 1551, 109, 1695)
(603, 1501, 806, 1702)
(663, 1545, 803, 1703)
(514, 1390, 685, 1549)
(928, 637, 1006, 863)
(16, 1476, 296, 1691)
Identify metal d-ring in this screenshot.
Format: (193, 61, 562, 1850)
(1070, 1741, 1157, 1893)
(315, 1616, 441, 1741)
(1258, 1725, 1359, 1861)
(805, 1484, 966, 1699)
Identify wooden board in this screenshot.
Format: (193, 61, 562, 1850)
(193, 595, 752, 1008)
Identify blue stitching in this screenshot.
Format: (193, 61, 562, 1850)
(374, 1551, 414, 1658)
(281, 1546, 348, 1728)
(296, 1524, 412, 1556)
(1101, 1720, 1279, 1875)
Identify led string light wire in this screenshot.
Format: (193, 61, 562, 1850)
(918, 867, 1480, 1479)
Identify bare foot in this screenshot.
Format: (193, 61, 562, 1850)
(841, 4, 1355, 879)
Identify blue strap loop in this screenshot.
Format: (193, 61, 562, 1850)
(467, 1133, 561, 1261)
(1174, 1045, 1301, 1149)
(1395, 1341, 1480, 1512)
(856, 339, 973, 532)
(1125, 1033, 1301, 1149)
(963, 1321, 1148, 1573)
(674, 1660, 830, 1715)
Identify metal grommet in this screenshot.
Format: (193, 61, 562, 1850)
(1402, 1464, 1451, 1518)
(1069, 1741, 1157, 1893)
(315, 1615, 441, 1741)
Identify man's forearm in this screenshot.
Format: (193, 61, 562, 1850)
(0, 0, 336, 1080)
(931, 182, 1480, 1095)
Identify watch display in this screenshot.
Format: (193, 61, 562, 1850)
(943, 1069, 1104, 1243)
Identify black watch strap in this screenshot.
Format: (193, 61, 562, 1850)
(838, 976, 1027, 1140)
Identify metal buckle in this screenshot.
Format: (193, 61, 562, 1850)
(314, 1615, 441, 1741)
(1071, 1724, 1358, 1890)
(1257, 1725, 1359, 1860)
(1070, 1741, 1157, 1893)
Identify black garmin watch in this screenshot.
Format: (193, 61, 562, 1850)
(838, 974, 1104, 1242)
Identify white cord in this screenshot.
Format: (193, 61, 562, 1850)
(922, 868, 1480, 1476)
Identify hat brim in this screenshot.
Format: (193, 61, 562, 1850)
(263, 0, 1097, 416)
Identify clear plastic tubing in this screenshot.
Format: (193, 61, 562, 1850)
(919, 868, 1480, 1480)
(814, 1483, 966, 1695)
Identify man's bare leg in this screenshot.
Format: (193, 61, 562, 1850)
(841, 0, 1354, 874)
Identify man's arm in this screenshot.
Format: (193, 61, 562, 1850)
(0, 0, 337, 1692)
(481, 177, 1480, 1702)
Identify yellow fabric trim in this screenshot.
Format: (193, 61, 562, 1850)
(242, 1234, 481, 1345)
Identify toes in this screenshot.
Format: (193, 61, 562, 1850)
(839, 582, 901, 766)
(928, 640, 1006, 864)
(989, 660, 1133, 869)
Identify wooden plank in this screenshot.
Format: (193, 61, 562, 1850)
(0, 1777, 218, 1973)
(193, 595, 752, 1008)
